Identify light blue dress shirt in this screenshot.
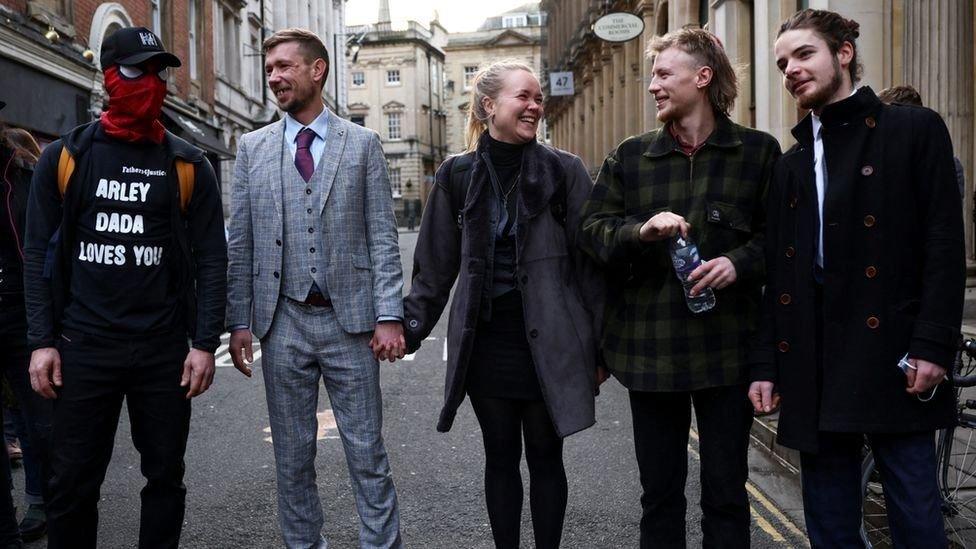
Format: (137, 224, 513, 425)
(283, 109, 329, 169)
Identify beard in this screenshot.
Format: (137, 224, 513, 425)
(796, 57, 844, 111)
(277, 83, 318, 114)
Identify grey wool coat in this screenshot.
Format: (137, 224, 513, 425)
(403, 135, 605, 438)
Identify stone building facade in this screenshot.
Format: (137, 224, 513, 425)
(442, 4, 546, 155)
(542, 0, 975, 256)
(346, 14, 448, 216)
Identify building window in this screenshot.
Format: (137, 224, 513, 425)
(389, 167, 402, 197)
(188, 0, 201, 81)
(387, 112, 402, 139)
(463, 66, 479, 90)
(699, 0, 709, 28)
(386, 69, 401, 85)
(502, 14, 527, 28)
(216, 2, 241, 83)
(151, 0, 162, 34)
(350, 115, 365, 126)
(248, 19, 262, 97)
(352, 71, 365, 86)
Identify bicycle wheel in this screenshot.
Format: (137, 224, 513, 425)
(861, 450, 892, 548)
(938, 423, 976, 547)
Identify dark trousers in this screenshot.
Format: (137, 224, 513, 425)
(630, 385, 754, 549)
(800, 431, 947, 548)
(469, 396, 567, 549)
(47, 329, 191, 549)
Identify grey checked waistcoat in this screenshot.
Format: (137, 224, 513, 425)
(279, 138, 330, 301)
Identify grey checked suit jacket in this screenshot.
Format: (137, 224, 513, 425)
(226, 110, 403, 338)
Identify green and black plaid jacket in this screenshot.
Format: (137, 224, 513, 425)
(579, 115, 780, 391)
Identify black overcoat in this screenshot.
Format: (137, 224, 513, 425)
(750, 87, 965, 453)
(403, 135, 604, 438)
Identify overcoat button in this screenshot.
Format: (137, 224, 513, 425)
(408, 319, 419, 329)
(865, 266, 878, 278)
(864, 215, 876, 227)
(861, 165, 874, 176)
(865, 117, 876, 128)
(789, 196, 798, 209)
(778, 341, 790, 353)
(866, 316, 880, 329)
(529, 329, 539, 338)
(785, 246, 796, 258)
(779, 293, 792, 305)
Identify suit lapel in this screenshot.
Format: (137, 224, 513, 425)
(267, 119, 286, 222)
(318, 110, 347, 215)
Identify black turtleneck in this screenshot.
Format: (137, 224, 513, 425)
(485, 134, 529, 298)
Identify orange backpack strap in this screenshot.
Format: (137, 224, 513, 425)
(57, 146, 75, 198)
(175, 159, 195, 214)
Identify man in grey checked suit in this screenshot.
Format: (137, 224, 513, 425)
(226, 28, 406, 549)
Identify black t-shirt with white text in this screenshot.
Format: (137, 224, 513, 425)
(62, 128, 179, 336)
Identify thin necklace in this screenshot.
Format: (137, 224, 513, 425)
(502, 172, 521, 205)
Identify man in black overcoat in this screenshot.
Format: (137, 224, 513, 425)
(749, 9, 965, 548)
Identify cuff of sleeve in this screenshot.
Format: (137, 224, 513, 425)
(228, 324, 250, 332)
(28, 340, 56, 353)
(377, 316, 403, 323)
(909, 320, 960, 370)
(721, 247, 756, 281)
(617, 222, 644, 247)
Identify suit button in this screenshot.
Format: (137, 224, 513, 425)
(311, 267, 317, 273)
(865, 116, 876, 128)
(778, 341, 790, 353)
(520, 274, 528, 285)
(529, 329, 539, 338)
(306, 188, 312, 195)
(307, 208, 312, 214)
(865, 266, 877, 278)
(864, 215, 876, 227)
(861, 165, 874, 176)
(308, 227, 314, 233)
(310, 247, 316, 253)
(273, 271, 280, 279)
(276, 239, 281, 246)
(866, 316, 880, 329)
(785, 246, 796, 258)
(779, 293, 792, 305)
(789, 196, 798, 209)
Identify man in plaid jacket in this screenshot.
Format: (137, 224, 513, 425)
(579, 29, 780, 548)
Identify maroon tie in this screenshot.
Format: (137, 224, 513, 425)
(295, 128, 315, 182)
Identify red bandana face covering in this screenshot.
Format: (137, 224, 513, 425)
(99, 65, 167, 144)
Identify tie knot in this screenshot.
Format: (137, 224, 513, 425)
(296, 128, 316, 149)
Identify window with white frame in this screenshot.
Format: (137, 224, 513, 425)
(386, 69, 401, 85)
(248, 19, 262, 97)
(387, 112, 402, 139)
(352, 71, 365, 86)
(502, 14, 527, 28)
(215, 2, 241, 82)
(463, 66, 478, 90)
(389, 167, 402, 197)
(188, 0, 201, 81)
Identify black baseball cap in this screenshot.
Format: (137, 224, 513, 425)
(99, 26, 181, 70)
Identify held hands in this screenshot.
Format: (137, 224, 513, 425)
(748, 381, 781, 415)
(638, 212, 690, 242)
(181, 348, 215, 399)
(229, 328, 255, 377)
(370, 321, 406, 363)
(905, 358, 947, 395)
(29, 347, 62, 399)
(688, 257, 738, 296)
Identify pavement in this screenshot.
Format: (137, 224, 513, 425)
(10, 230, 810, 548)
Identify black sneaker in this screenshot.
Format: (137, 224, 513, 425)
(17, 504, 45, 542)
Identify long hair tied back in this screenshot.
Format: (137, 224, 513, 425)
(464, 60, 537, 152)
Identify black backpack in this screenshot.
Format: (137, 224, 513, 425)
(447, 152, 567, 231)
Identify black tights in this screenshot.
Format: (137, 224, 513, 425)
(470, 397, 567, 549)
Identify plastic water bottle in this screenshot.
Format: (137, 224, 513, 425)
(669, 235, 716, 314)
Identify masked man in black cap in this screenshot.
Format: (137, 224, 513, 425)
(22, 27, 226, 549)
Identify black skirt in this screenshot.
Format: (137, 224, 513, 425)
(465, 290, 542, 400)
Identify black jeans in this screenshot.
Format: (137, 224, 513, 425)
(630, 385, 754, 549)
(469, 397, 567, 549)
(47, 329, 191, 549)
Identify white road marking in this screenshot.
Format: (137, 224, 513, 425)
(442, 339, 448, 362)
